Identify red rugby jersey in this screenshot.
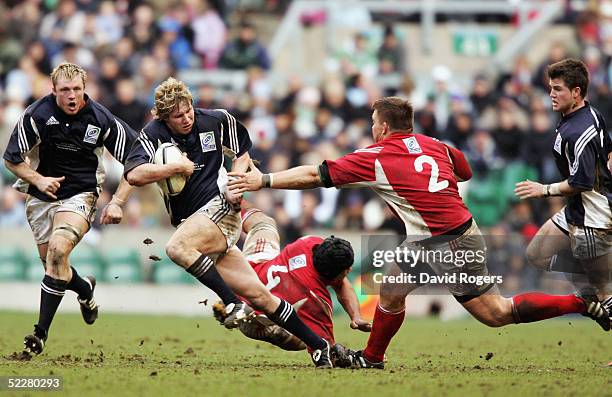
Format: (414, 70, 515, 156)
(250, 236, 341, 345)
(325, 133, 472, 239)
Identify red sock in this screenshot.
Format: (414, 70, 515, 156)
(511, 293, 586, 323)
(363, 304, 405, 363)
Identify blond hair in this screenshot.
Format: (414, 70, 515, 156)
(151, 77, 193, 120)
(50, 62, 87, 87)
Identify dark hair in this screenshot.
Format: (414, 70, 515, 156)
(372, 96, 413, 131)
(546, 58, 589, 98)
(312, 236, 354, 280)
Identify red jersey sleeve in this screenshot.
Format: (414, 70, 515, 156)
(445, 144, 472, 181)
(324, 147, 381, 187)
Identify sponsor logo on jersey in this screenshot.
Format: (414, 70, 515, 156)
(403, 136, 422, 154)
(554, 133, 562, 154)
(199, 131, 216, 152)
(46, 116, 59, 126)
(288, 254, 307, 271)
(84, 124, 101, 144)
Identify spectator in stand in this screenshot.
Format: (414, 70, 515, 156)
(191, 0, 227, 69)
(469, 73, 497, 119)
(158, 16, 193, 71)
(522, 109, 557, 184)
(219, 21, 270, 70)
(109, 78, 149, 131)
(377, 25, 405, 75)
(126, 3, 158, 54)
(532, 42, 567, 93)
(38, 0, 86, 58)
(492, 109, 526, 162)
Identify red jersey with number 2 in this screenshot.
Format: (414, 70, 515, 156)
(325, 133, 472, 239)
(250, 236, 341, 345)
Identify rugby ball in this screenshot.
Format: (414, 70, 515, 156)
(154, 143, 187, 196)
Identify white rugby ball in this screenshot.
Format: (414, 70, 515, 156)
(154, 143, 187, 196)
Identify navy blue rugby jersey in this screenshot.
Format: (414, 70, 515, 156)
(553, 101, 612, 228)
(124, 108, 252, 226)
(3, 94, 137, 201)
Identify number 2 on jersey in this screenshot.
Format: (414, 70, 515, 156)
(414, 155, 449, 192)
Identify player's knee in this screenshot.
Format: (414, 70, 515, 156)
(47, 227, 79, 267)
(481, 302, 512, 327)
(245, 288, 271, 311)
(379, 294, 406, 313)
(46, 244, 69, 269)
(165, 241, 187, 264)
(525, 242, 546, 269)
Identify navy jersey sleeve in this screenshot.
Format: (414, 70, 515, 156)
(567, 130, 600, 189)
(2, 107, 41, 164)
(215, 109, 252, 157)
(103, 116, 138, 165)
(123, 128, 158, 175)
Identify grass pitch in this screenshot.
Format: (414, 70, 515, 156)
(0, 311, 609, 396)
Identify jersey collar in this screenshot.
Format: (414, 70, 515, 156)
(561, 100, 589, 120)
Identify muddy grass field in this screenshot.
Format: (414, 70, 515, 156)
(0, 311, 609, 396)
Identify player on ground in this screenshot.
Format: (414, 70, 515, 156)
(213, 202, 370, 364)
(124, 78, 336, 368)
(515, 58, 611, 308)
(229, 96, 612, 370)
(2, 62, 137, 355)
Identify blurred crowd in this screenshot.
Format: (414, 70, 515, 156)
(0, 0, 610, 292)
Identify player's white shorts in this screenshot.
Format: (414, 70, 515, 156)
(406, 219, 494, 301)
(191, 194, 242, 250)
(25, 191, 97, 245)
(552, 207, 611, 259)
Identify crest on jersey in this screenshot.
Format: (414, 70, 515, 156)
(553, 133, 562, 154)
(288, 254, 307, 271)
(199, 131, 216, 152)
(403, 136, 422, 154)
(84, 124, 101, 144)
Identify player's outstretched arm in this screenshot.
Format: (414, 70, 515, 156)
(100, 177, 133, 225)
(4, 159, 65, 200)
(332, 277, 372, 332)
(126, 155, 194, 186)
(228, 160, 323, 193)
(514, 179, 585, 199)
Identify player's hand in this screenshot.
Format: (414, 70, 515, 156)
(35, 176, 65, 200)
(514, 179, 545, 199)
(100, 201, 123, 224)
(224, 176, 243, 205)
(350, 318, 372, 332)
(228, 159, 264, 193)
(178, 153, 195, 177)
(607, 152, 611, 174)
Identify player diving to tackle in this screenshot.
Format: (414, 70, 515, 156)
(213, 202, 370, 366)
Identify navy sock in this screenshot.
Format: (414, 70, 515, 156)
(66, 266, 92, 300)
(186, 254, 240, 305)
(267, 300, 326, 350)
(37, 275, 67, 338)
